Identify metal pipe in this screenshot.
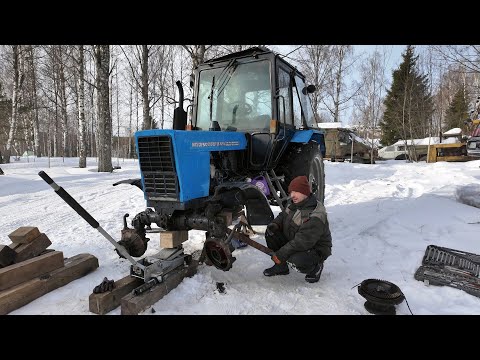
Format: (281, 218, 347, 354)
(226, 228, 273, 256)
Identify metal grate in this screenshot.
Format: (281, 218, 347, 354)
(137, 136, 178, 200)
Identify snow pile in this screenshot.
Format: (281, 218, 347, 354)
(456, 183, 480, 209)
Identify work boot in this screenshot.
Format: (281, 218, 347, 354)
(263, 262, 289, 277)
(305, 263, 323, 283)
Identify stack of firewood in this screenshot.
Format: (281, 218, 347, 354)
(0, 226, 99, 314)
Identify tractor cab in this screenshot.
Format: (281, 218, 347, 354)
(185, 46, 320, 171)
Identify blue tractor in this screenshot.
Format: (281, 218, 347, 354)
(117, 46, 326, 271)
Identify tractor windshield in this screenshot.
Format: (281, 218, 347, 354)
(196, 59, 272, 131)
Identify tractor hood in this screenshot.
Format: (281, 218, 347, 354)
(135, 130, 247, 202)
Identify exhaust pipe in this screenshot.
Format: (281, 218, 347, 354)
(173, 80, 187, 130)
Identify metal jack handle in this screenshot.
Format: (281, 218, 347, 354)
(226, 225, 274, 256)
(38, 171, 143, 269)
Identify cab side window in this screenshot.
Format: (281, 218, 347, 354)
(277, 68, 293, 126)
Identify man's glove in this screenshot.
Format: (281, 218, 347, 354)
(271, 254, 282, 264)
(266, 222, 279, 236)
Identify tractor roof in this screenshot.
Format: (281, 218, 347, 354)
(204, 46, 273, 64)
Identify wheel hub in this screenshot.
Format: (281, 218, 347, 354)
(203, 237, 236, 271)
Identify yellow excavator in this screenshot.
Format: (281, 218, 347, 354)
(427, 97, 480, 163)
(426, 128, 469, 163)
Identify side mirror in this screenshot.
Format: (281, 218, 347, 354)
(189, 73, 195, 88)
(302, 84, 317, 95)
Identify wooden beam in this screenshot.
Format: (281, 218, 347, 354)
(9, 233, 52, 263)
(0, 245, 16, 268)
(89, 275, 144, 315)
(0, 251, 64, 291)
(160, 230, 189, 249)
(0, 253, 98, 315)
(8, 227, 41, 244)
(121, 260, 199, 315)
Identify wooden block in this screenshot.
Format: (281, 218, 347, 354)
(0, 253, 98, 315)
(9, 233, 52, 263)
(0, 251, 64, 291)
(0, 245, 16, 268)
(8, 227, 41, 244)
(89, 275, 144, 315)
(218, 211, 233, 226)
(121, 260, 199, 315)
(160, 231, 188, 249)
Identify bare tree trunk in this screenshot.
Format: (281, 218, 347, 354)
(115, 63, 120, 164)
(128, 82, 133, 158)
(141, 45, 151, 130)
(57, 46, 68, 158)
(333, 47, 345, 123)
(77, 45, 87, 168)
(94, 45, 112, 172)
(5, 45, 24, 163)
(53, 64, 59, 158)
(182, 45, 207, 72)
(24, 45, 41, 158)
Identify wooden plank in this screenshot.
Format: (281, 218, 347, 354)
(9, 233, 52, 263)
(0, 251, 64, 291)
(0, 245, 16, 268)
(0, 253, 98, 315)
(8, 227, 41, 244)
(160, 231, 189, 249)
(121, 260, 199, 315)
(89, 275, 144, 315)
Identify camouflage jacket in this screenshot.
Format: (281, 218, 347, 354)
(273, 194, 332, 262)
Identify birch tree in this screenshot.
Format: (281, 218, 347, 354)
(4, 45, 25, 163)
(74, 45, 87, 168)
(296, 45, 335, 121)
(354, 47, 389, 162)
(323, 45, 361, 123)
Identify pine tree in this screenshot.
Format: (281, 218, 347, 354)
(443, 88, 469, 131)
(380, 46, 434, 146)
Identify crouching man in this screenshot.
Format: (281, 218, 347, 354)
(264, 175, 332, 283)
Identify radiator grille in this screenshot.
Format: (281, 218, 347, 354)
(137, 136, 178, 200)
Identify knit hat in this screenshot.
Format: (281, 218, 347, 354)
(288, 175, 311, 196)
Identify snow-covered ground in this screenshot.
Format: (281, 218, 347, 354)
(1, 156, 480, 315)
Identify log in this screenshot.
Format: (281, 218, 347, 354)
(9, 233, 52, 263)
(0, 253, 98, 315)
(0, 245, 16, 268)
(89, 275, 144, 315)
(121, 260, 198, 315)
(8, 227, 41, 244)
(0, 251, 64, 291)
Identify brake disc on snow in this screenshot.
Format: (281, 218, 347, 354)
(357, 279, 405, 315)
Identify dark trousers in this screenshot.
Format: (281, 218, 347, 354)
(265, 230, 321, 274)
